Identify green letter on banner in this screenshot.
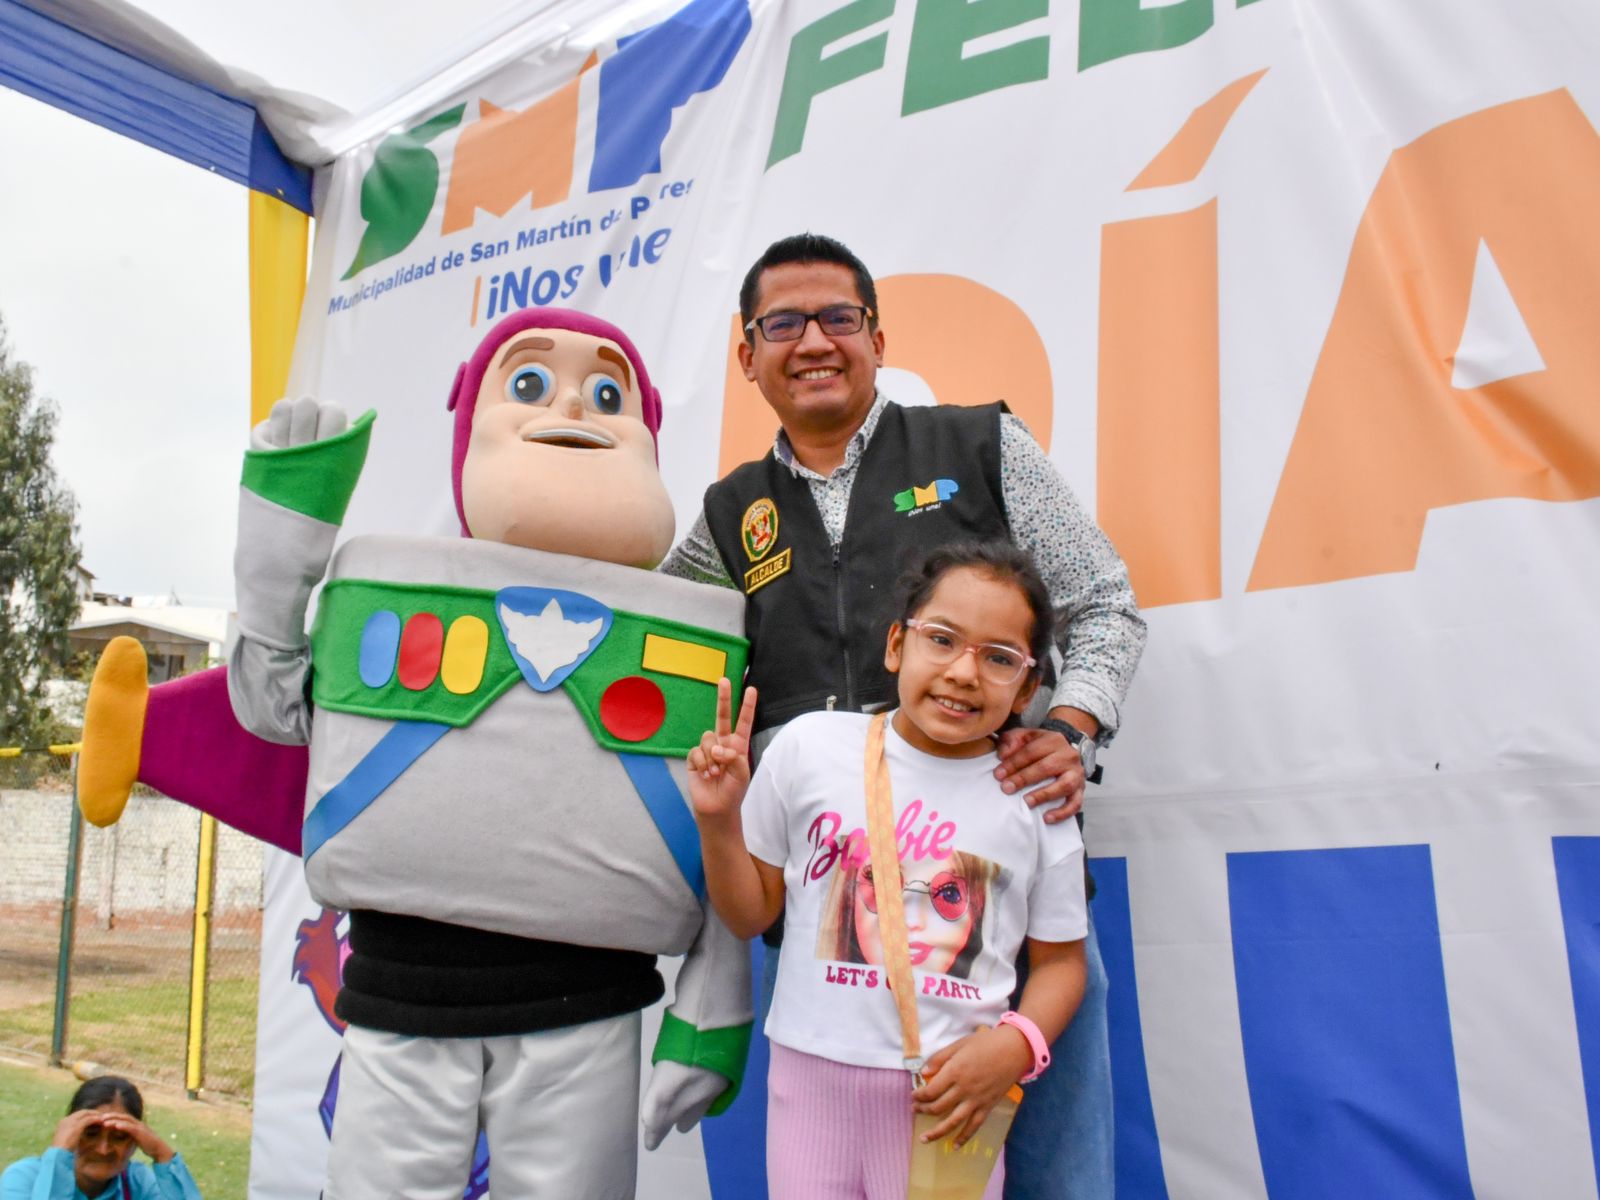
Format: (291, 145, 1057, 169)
(903, 0, 1049, 117)
(1079, 0, 1213, 72)
(768, 0, 895, 168)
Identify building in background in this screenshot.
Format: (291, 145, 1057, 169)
(70, 595, 232, 683)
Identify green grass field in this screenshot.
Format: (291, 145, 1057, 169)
(0, 975, 257, 1097)
(0, 1058, 252, 1195)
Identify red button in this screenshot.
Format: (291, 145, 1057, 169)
(397, 613, 444, 690)
(600, 676, 666, 742)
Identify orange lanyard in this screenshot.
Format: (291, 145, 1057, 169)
(863, 713, 924, 1079)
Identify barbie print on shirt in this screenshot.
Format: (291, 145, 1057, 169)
(811, 805, 1004, 985)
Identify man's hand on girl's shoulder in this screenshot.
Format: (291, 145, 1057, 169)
(994, 725, 1087, 822)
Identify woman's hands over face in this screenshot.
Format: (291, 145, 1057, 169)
(95, 1113, 174, 1162)
(53, 1106, 175, 1164)
(51, 1109, 102, 1152)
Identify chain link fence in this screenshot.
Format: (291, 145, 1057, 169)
(0, 756, 262, 1100)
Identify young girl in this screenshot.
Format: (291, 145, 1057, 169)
(691, 541, 1088, 1200)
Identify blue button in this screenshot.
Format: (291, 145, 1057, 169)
(358, 611, 401, 687)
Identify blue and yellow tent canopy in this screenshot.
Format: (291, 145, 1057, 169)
(0, 0, 311, 211)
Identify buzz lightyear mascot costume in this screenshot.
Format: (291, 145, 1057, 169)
(89, 309, 753, 1199)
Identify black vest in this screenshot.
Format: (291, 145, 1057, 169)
(705, 402, 1011, 732)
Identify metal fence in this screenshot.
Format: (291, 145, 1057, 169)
(0, 753, 262, 1100)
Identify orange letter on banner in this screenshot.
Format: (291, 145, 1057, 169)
(441, 56, 596, 234)
(1095, 71, 1261, 608)
(1250, 89, 1600, 591)
(717, 275, 1052, 478)
(1127, 69, 1266, 191)
(1098, 201, 1221, 608)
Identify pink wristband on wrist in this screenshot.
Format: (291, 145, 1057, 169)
(998, 1010, 1051, 1082)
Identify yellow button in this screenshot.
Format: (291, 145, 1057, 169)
(440, 616, 490, 694)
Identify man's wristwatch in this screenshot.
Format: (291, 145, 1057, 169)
(1040, 717, 1102, 784)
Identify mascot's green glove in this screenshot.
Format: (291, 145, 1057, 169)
(642, 1017, 754, 1149)
(242, 397, 372, 520)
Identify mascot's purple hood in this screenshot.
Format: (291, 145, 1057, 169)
(445, 307, 664, 536)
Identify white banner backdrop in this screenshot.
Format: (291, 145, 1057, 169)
(248, 1, 1600, 1196)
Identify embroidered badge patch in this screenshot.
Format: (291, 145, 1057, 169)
(894, 478, 960, 514)
(744, 547, 792, 594)
(741, 497, 780, 561)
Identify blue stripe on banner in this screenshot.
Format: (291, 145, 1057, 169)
(1553, 836, 1600, 1191)
(618, 754, 705, 899)
(1092, 857, 1170, 1199)
(301, 722, 451, 859)
(702, 938, 771, 1200)
(0, 0, 311, 211)
(1228, 845, 1473, 1200)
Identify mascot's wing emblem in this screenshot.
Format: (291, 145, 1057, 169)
(495, 587, 613, 692)
(501, 600, 603, 679)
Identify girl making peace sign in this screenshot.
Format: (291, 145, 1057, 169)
(690, 542, 1088, 1199)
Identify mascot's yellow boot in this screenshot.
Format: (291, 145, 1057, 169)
(77, 636, 148, 826)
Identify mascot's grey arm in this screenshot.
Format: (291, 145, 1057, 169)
(227, 398, 350, 747)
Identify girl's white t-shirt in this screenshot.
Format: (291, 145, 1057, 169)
(742, 711, 1087, 1070)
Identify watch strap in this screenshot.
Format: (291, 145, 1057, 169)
(1039, 717, 1103, 785)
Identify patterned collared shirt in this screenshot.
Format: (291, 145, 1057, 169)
(658, 394, 1146, 736)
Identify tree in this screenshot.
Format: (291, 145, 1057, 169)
(0, 314, 83, 748)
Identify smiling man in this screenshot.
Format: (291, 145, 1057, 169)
(659, 233, 1146, 1200)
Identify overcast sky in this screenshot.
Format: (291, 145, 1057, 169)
(0, 1, 529, 607)
(1, 85, 248, 606)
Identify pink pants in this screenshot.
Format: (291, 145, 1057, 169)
(766, 1042, 1006, 1200)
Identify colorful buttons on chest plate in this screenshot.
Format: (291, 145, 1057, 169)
(359, 609, 490, 694)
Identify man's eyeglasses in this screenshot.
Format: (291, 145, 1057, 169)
(904, 619, 1036, 686)
(744, 304, 873, 343)
(859, 865, 970, 922)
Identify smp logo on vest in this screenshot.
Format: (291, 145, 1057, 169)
(329, 0, 751, 317)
